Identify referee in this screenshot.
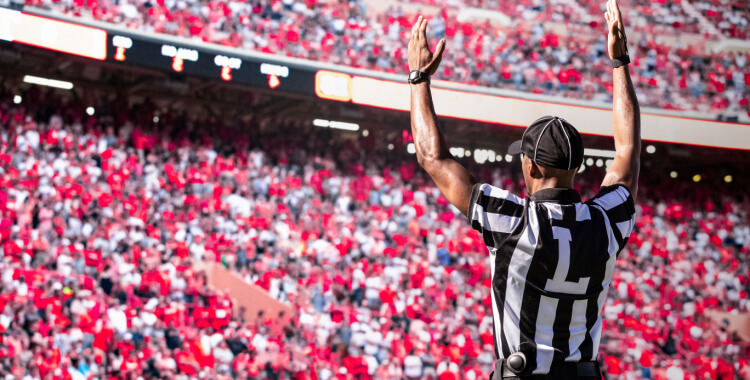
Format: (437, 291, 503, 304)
(407, 0, 640, 379)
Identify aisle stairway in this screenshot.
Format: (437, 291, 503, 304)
(682, 0, 722, 36)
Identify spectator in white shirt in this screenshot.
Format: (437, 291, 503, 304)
(403, 350, 423, 380)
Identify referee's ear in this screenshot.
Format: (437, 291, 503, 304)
(529, 161, 539, 177)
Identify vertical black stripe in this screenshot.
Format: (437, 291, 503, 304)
(493, 201, 530, 359)
(577, 206, 610, 360)
(551, 299, 574, 361)
(490, 252, 501, 360)
(517, 203, 558, 372)
(495, 250, 512, 358)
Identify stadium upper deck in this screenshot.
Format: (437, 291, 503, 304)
(16, 0, 750, 121)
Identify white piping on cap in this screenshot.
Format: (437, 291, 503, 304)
(557, 118, 573, 170)
(533, 118, 556, 163)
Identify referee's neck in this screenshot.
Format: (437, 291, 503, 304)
(527, 178, 575, 196)
(524, 158, 577, 196)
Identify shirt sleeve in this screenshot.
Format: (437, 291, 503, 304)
(586, 184, 636, 251)
(466, 183, 526, 249)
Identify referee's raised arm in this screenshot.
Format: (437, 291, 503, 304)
(601, 0, 641, 202)
(407, 16, 477, 216)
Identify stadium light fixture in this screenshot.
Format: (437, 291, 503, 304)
(23, 75, 74, 90)
(595, 159, 604, 167)
(646, 145, 656, 154)
(13, 95, 21, 104)
(693, 174, 701, 183)
(387, 144, 394, 151)
(86, 107, 95, 116)
(505, 154, 513, 163)
(313, 119, 359, 131)
(407, 143, 416, 154)
(329, 121, 360, 131)
(724, 175, 732, 183)
(313, 119, 330, 127)
(471, 149, 500, 164)
(450, 147, 466, 158)
(473, 149, 488, 164)
(605, 159, 613, 167)
(362, 129, 369, 137)
(670, 171, 678, 179)
(153, 116, 159, 123)
(584, 148, 616, 158)
(586, 158, 594, 166)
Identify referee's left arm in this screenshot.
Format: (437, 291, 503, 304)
(408, 16, 477, 216)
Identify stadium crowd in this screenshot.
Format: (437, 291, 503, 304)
(23, 0, 750, 117)
(0, 84, 748, 380)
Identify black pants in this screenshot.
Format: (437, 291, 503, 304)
(490, 359, 602, 380)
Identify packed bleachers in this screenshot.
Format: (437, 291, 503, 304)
(579, 0, 701, 34)
(0, 85, 748, 379)
(692, 0, 749, 39)
(22, 0, 750, 117)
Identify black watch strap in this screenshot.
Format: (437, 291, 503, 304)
(408, 70, 430, 84)
(611, 55, 631, 68)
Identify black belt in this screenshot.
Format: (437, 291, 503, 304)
(491, 353, 602, 380)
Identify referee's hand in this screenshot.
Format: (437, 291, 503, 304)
(407, 16, 446, 75)
(605, 0, 628, 60)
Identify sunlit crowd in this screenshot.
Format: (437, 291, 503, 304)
(0, 85, 747, 379)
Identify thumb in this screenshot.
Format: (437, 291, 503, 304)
(434, 39, 446, 58)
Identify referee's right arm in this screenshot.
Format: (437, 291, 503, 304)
(601, 0, 641, 202)
(407, 16, 477, 216)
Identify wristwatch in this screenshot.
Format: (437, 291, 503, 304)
(408, 70, 430, 84)
(611, 54, 631, 68)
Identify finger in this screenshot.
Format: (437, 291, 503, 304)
(420, 18, 428, 41)
(411, 16, 422, 39)
(614, 0, 623, 28)
(605, 12, 611, 28)
(415, 17, 424, 41)
(614, 0, 622, 19)
(434, 38, 446, 58)
(412, 16, 422, 39)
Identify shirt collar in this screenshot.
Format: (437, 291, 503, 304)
(530, 188, 581, 204)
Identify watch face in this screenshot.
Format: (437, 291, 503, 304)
(409, 71, 419, 82)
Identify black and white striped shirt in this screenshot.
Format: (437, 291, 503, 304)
(467, 183, 636, 374)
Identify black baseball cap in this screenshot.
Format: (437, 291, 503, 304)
(508, 116, 584, 170)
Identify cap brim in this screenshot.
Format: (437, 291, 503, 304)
(508, 140, 523, 155)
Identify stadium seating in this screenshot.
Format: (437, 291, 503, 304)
(0, 86, 747, 379)
(23, 0, 750, 117)
(692, 0, 750, 39)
